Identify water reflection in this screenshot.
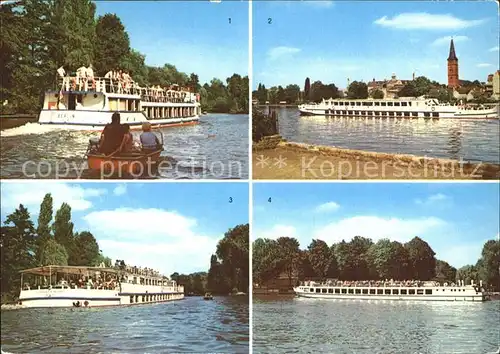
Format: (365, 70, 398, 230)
(275, 109, 499, 163)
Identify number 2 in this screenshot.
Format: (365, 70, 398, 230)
(268, 18, 272, 24)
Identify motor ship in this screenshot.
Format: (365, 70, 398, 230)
(16, 265, 184, 308)
(38, 74, 201, 130)
(293, 280, 488, 302)
(298, 97, 499, 119)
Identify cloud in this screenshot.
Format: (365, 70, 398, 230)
(477, 63, 493, 68)
(267, 46, 301, 61)
(253, 224, 296, 240)
(431, 35, 469, 46)
(315, 201, 340, 213)
(438, 241, 487, 268)
(374, 13, 487, 30)
(314, 216, 446, 245)
(1, 183, 107, 214)
(113, 184, 127, 196)
(83, 208, 218, 275)
(489, 46, 499, 52)
(414, 193, 451, 206)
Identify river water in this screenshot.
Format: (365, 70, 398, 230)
(1, 296, 249, 353)
(0, 114, 248, 179)
(253, 296, 500, 354)
(272, 108, 500, 164)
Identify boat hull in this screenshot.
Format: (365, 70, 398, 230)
(294, 288, 486, 302)
(38, 109, 199, 131)
(87, 150, 163, 175)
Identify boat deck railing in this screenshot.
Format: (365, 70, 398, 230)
(300, 279, 482, 288)
(56, 76, 199, 104)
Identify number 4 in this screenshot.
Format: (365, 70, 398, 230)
(268, 197, 272, 203)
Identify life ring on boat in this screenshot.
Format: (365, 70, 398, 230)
(84, 300, 89, 307)
(431, 106, 435, 112)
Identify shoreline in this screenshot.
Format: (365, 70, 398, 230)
(253, 136, 500, 179)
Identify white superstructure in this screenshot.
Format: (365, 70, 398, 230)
(298, 97, 499, 119)
(294, 280, 488, 302)
(38, 75, 201, 130)
(17, 265, 184, 308)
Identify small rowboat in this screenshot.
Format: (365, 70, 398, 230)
(203, 293, 213, 300)
(87, 149, 163, 176)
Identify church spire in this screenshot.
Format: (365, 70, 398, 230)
(448, 38, 458, 61)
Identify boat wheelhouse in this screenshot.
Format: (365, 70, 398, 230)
(17, 265, 184, 308)
(293, 280, 488, 302)
(39, 75, 201, 130)
(298, 97, 499, 119)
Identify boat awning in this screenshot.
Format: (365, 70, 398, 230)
(19, 265, 118, 276)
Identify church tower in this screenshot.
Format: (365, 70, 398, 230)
(447, 38, 459, 88)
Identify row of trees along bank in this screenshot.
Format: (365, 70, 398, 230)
(1, 193, 112, 304)
(253, 76, 494, 105)
(170, 224, 249, 295)
(253, 236, 500, 292)
(0, 1, 248, 114)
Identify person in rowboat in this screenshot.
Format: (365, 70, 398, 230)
(140, 122, 161, 152)
(99, 112, 126, 155)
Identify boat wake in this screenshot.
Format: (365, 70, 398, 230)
(0, 123, 59, 137)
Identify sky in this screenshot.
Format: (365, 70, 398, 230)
(1, 182, 249, 277)
(94, 1, 248, 84)
(253, 1, 500, 89)
(253, 182, 500, 269)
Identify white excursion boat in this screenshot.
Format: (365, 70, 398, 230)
(298, 97, 499, 119)
(16, 265, 184, 308)
(293, 280, 488, 302)
(39, 75, 201, 130)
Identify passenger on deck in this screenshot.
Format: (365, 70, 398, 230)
(140, 122, 161, 151)
(99, 112, 126, 155)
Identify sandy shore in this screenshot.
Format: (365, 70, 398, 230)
(253, 140, 500, 180)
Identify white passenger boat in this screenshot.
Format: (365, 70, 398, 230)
(294, 280, 488, 302)
(298, 97, 499, 119)
(38, 75, 201, 130)
(16, 265, 184, 308)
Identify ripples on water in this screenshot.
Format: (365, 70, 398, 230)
(0, 114, 249, 179)
(1, 296, 249, 353)
(253, 297, 500, 354)
(274, 108, 500, 163)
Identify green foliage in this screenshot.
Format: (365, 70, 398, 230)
(307, 239, 333, 280)
(171, 272, 208, 295)
(310, 81, 341, 103)
(2, 3, 247, 115)
(304, 77, 311, 102)
(38, 237, 69, 266)
(476, 240, 500, 291)
(370, 89, 384, 99)
(252, 108, 278, 142)
(404, 237, 436, 280)
(434, 260, 457, 283)
(347, 81, 369, 99)
(71, 231, 100, 266)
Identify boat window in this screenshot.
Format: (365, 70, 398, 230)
(328, 288, 333, 293)
(425, 289, 432, 295)
(310, 288, 314, 292)
(384, 289, 391, 295)
(335, 288, 340, 294)
(381, 102, 387, 106)
(355, 289, 361, 294)
(401, 102, 408, 106)
(381, 112, 387, 116)
(389, 112, 394, 116)
(412, 112, 418, 117)
(404, 112, 410, 117)
(315, 288, 320, 293)
(387, 102, 393, 106)
(369, 289, 376, 294)
(368, 111, 373, 116)
(424, 113, 430, 117)
(394, 102, 400, 106)
(409, 102, 412, 106)
(341, 288, 347, 294)
(322, 288, 327, 293)
(362, 289, 368, 294)
(348, 289, 354, 294)
(393, 289, 399, 295)
(350, 102, 355, 106)
(396, 112, 402, 117)
(374, 112, 379, 116)
(409, 289, 415, 295)
(401, 289, 407, 295)
(356, 102, 361, 106)
(432, 113, 439, 118)
(417, 289, 424, 295)
(375, 102, 380, 106)
(377, 289, 383, 295)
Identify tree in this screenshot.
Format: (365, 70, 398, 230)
(398, 83, 417, 98)
(38, 238, 69, 266)
(404, 237, 436, 280)
(434, 260, 457, 283)
(307, 239, 333, 280)
(277, 237, 301, 286)
(347, 81, 369, 99)
(252, 238, 282, 285)
(456, 265, 479, 285)
(52, 203, 74, 257)
(95, 13, 130, 75)
(304, 77, 311, 102)
(476, 239, 500, 291)
(70, 231, 100, 266)
(36, 193, 53, 263)
(370, 89, 384, 99)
